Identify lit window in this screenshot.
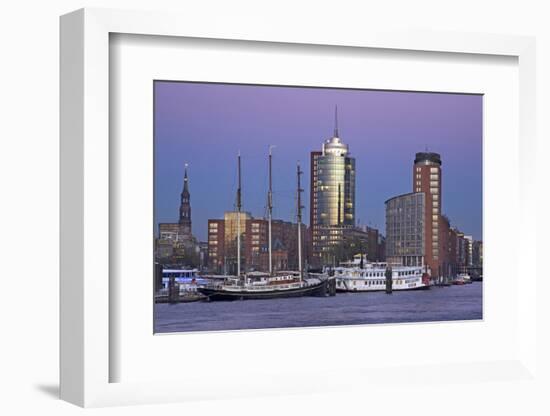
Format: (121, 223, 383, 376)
(430, 167, 438, 173)
(430, 188, 438, 194)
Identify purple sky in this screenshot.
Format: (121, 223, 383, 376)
(154, 81, 483, 242)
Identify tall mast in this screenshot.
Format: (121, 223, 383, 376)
(297, 162, 304, 281)
(237, 152, 242, 277)
(268, 146, 274, 275)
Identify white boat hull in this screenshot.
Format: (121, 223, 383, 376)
(336, 275, 429, 292)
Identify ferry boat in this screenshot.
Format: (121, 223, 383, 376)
(199, 150, 332, 301)
(333, 258, 430, 292)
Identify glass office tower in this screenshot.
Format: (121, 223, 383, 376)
(385, 192, 425, 267)
(310, 114, 356, 266)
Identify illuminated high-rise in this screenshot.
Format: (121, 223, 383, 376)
(310, 107, 356, 265)
(412, 152, 442, 276)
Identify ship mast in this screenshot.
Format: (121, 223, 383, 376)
(296, 162, 304, 282)
(237, 152, 242, 278)
(267, 146, 274, 275)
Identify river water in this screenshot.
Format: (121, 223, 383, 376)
(154, 282, 482, 333)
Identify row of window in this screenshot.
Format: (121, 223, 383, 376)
(415, 167, 439, 173)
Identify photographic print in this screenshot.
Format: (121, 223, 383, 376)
(153, 81, 483, 333)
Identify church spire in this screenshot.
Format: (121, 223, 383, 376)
(183, 163, 189, 193)
(179, 163, 191, 233)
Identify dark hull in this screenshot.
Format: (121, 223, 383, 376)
(154, 293, 207, 303)
(199, 280, 330, 301)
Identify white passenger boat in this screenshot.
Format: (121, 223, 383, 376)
(333, 259, 430, 292)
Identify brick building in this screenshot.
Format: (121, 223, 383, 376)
(207, 213, 304, 274)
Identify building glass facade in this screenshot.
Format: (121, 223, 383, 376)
(310, 132, 356, 265)
(223, 211, 251, 274)
(385, 192, 425, 266)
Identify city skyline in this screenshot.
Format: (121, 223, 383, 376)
(154, 81, 483, 242)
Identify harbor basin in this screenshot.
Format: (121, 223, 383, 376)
(154, 281, 482, 333)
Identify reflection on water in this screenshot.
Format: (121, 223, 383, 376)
(154, 282, 482, 333)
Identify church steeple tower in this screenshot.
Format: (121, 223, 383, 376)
(179, 163, 192, 235)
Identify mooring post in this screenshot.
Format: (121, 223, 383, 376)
(168, 276, 180, 304)
(385, 265, 393, 294)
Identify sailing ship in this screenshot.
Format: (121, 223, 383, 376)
(199, 149, 333, 301)
(333, 256, 431, 292)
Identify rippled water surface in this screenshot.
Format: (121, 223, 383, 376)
(154, 282, 482, 333)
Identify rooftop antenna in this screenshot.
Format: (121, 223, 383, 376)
(334, 105, 339, 137)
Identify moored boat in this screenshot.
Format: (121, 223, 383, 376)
(155, 268, 208, 303)
(333, 258, 430, 292)
(453, 273, 471, 285)
(199, 271, 331, 301)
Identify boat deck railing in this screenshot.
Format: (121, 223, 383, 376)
(201, 281, 307, 291)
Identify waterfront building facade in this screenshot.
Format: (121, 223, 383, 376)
(464, 235, 474, 267)
(385, 151, 481, 279)
(207, 213, 304, 274)
(445, 228, 482, 276)
(447, 226, 460, 276)
(310, 111, 356, 266)
(412, 152, 443, 277)
(438, 215, 452, 277)
(472, 240, 483, 268)
(385, 192, 426, 267)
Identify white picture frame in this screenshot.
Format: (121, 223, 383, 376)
(60, 7, 538, 408)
